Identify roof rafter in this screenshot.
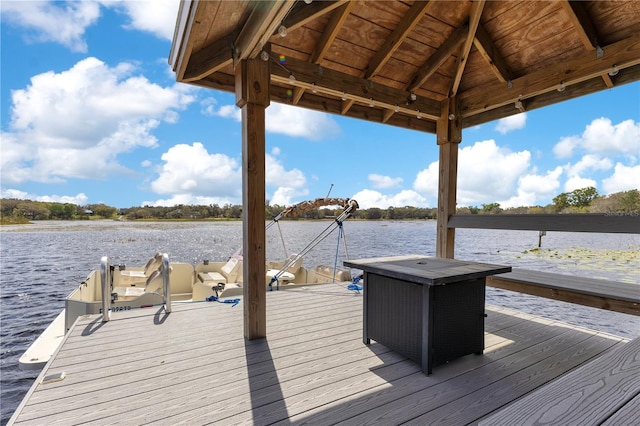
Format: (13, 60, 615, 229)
(279, 0, 348, 34)
(183, 35, 233, 82)
(561, 0, 600, 49)
(460, 33, 640, 117)
(269, 52, 441, 121)
(183, 1, 295, 82)
(408, 23, 468, 93)
(184, 0, 343, 83)
(449, 0, 485, 96)
(560, 0, 614, 89)
(364, 1, 434, 80)
(292, 2, 354, 105)
(311, 2, 354, 64)
(473, 24, 513, 84)
(234, 0, 295, 61)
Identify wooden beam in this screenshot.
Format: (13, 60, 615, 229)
(270, 53, 441, 120)
(436, 97, 460, 259)
(270, 85, 437, 133)
(169, 0, 199, 81)
(293, 2, 354, 106)
(561, 0, 600, 50)
(279, 0, 347, 34)
(311, 2, 354, 64)
(235, 0, 295, 62)
(235, 57, 269, 339)
(450, 0, 485, 96)
(560, 1, 614, 90)
(473, 24, 512, 84)
(408, 23, 468, 93)
(183, 36, 233, 82)
(382, 108, 395, 123)
(182, 1, 295, 82)
(341, 99, 355, 115)
(460, 33, 640, 117)
(364, 1, 433, 80)
(447, 214, 640, 234)
(292, 86, 305, 104)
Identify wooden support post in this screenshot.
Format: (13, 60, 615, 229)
(236, 56, 269, 339)
(436, 97, 461, 259)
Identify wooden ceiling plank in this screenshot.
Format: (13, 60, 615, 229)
(183, 35, 233, 82)
(408, 23, 468, 93)
(364, 1, 434, 80)
(472, 24, 512, 84)
(450, 0, 486, 96)
(235, 0, 296, 61)
(279, 0, 348, 34)
(311, 2, 354, 64)
(461, 33, 640, 117)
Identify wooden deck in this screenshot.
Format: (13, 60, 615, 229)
(9, 284, 632, 425)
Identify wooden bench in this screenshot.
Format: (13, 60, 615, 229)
(479, 336, 640, 425)
(487, 269, 640, 316)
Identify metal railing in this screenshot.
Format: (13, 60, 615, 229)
(100, 253, 172, 322)
(100, 256, 111, 322)
(162, 253, 171, 313)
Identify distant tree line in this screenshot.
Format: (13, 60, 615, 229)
(1, 188, 638, 224)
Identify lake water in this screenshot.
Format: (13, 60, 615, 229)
(1, 220, 639, 424)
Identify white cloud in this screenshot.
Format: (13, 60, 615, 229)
(0, 188, 88, 205)
(103, 0, 181, 41)
(457, 141, 530, 205)
(553, 117, 640, 158)
(0, 1, 181, 52)
(566, 154, 613, 177)
(495, 113, 527, 134)
(210, 102, 341, 141)
(0, 1, 101, 53)
(1, 57, 196, 185)
(145, 143, 309, 207)
(369, 174, 403, 189)
(150, 142, 241, 199)
(581, 118, 640, 156)
(350, 189, 428, 209)
(553, 136, 581, 159)
(266, 151, 308, 205)
(602, 163, 640, 194)
(413, 162, 440, 199)
(500, 167, 563, 208)
(414, 140, 531, 206)
(565, 176, 597, 193)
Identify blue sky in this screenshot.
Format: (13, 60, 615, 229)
(1, 1, 639, 210)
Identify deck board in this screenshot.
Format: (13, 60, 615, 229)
(9, 284, 632, 425)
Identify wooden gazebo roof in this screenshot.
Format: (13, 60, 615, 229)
(170, 0, 640, 134)
(169, 0, 639, 339)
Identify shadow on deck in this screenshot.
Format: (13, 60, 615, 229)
(9, 284, 632, 425)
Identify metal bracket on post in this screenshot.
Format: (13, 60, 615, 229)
(100, 256, 111, 322)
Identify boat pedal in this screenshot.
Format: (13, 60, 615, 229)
(41, 372, 66, 384)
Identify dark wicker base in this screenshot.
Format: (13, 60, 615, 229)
(364, 273, 485, 374)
